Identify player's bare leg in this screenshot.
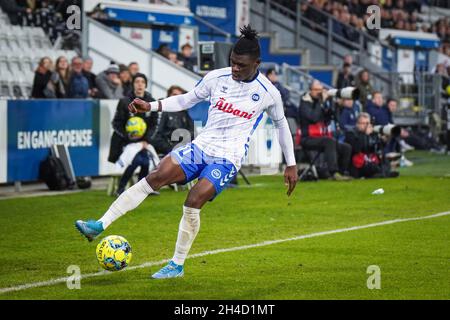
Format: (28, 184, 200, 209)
(75, 155, 186, 241)
(152, 178, 216, 279)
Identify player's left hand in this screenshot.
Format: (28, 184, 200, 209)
(284, 165, 298, 197)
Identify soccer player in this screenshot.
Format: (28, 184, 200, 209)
(76, 25, 298, 279)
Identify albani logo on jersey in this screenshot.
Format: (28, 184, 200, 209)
(213, 97, 256, 119)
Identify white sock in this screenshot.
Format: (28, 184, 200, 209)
(99, 178, 154, 229)
(172, 206, 201, 266)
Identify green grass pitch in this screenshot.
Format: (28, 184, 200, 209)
(0, 151, 449, 299)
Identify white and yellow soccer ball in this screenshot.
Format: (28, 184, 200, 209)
(125, 116, 147, 140)
(96, 235, 132, 271)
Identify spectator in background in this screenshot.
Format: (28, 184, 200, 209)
(108, 73, 158, 195)
(265, 68, 296, 118)
(82, 56, 97, 97)
(151, 85, 195, 155)
(336, 62, 355, 89)
(168, 51, 183, 66)
(177, 43, 197, 72)
(128, 62, 139, 77)
(67, 56, 89, 98)
(95, 64, 123, 99)
(31, 56, 54, 98)
(156, 43, 171, 59)
(344, 113, 394, 179)
(356, 69, 373, 109)
(119, 64, 132, 97)
(50, 56, 70, 98)
(298, 80, 352, 180)
(0, 0, 32, 25)
(338, 98, 360, 133)
(366, 91, 391, 126)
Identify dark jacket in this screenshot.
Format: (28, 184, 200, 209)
(107, 91, 157, 163)
(0, 0, 27, 25)
(336, 71, 355, 89)
(366, 102, 392, 126)
(339, 102, 360, 132)
(31, 70, 53, 98)
(298, 92, 333, 139)
(68, 72, 89, 98)
(345, 129, 379, 155)
(82, 70, 97, 90)
(151, 111, 195, 155)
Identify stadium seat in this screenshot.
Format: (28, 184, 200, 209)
(0, 81, 11, 98)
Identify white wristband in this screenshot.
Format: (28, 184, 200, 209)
(149, 101, 160, 112)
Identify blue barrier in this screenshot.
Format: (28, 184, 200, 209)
(6, 100, 100, 183)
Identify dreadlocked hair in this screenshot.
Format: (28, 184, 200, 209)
(232, 25, 260, 58)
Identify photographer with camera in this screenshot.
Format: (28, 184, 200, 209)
(367, 93, 414, 167)
(298, 80, 352, 181)
(345, 113, 399, 178)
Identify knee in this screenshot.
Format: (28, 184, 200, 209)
(146, 168, 165, 190)
(184, 193, 206, 209)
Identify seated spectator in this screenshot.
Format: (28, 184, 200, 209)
(82, 56, 97, 97)
(366, 91, 392, 126)
(177, 43, 197, 72)
(356, 69, 373, 109)
(345, 113, 397, 178)
(338, 98, 360, 133)
(67, 56, 89, 99)
(128, 62, 140, 77)
(265, 68, 296, 118)
(151, 85, 195, 155)
(298, 80, 352, 180)
(367, 94, 415, 165)
(50, 56, 70, 98)
(95, 64, 124, 99)
(119, 64, 132, 97)
(107, 73, 158, 196)
(336, 62, 355, 89)
(31, 56, 54, 98)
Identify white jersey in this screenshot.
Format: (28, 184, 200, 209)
(155, 67, 295, 169)
(190, 67, 286, 169)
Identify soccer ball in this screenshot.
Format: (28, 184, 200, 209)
(96, 235, 132, 271)
(125, 116, 147, 140)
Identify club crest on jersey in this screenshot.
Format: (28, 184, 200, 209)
(252, 93, 260, 101)
(211, 169, 222, 179)
(213, 97, 255, 119)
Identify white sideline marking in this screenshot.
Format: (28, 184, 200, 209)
(1, 210, 449, 295)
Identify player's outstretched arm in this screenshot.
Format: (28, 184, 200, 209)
(128, 88, 206, 114)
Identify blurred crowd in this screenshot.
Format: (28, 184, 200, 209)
(30, 38, 198, 98)
(264, 54, 447, 181)
(31, 55, 140, 99)
(278, 0, 450, 57)
(0, 0, 81, 48)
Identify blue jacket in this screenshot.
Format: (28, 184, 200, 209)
(339, 102, 360, 132)
(366, 102, 392, 126)
(68, 72, 89, 98)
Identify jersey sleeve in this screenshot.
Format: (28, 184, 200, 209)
(266, 89, 296, 167)
(192, 69, 218, 100)
(152, 70, 219, 112)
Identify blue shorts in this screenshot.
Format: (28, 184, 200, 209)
(170, 143, 237, 197)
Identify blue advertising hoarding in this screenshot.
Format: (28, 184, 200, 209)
(7, 100, 100, 182)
